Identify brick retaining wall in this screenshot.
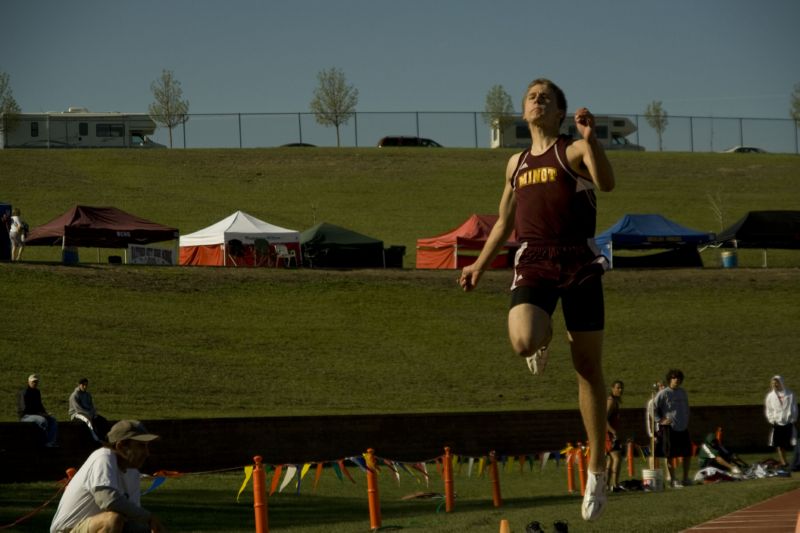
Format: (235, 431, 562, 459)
(0, 405, 774, 483)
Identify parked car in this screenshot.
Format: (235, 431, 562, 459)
(723, 146, 766, 153)
(377, 136, 442, 147)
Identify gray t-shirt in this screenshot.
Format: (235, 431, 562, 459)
(654, 386, 690, 432)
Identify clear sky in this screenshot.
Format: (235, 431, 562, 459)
(2, 0, 798, 121)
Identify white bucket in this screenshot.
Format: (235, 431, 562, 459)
(642, 469, 664, 491)
(721, 250, 738, 268)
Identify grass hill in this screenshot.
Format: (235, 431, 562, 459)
(3, 148, 799, 266)
(1, 148, 798, 422)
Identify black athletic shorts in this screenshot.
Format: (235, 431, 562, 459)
(655, 426, 692, 459)
(771, 423, 795, 449)
(509, 277, 604, 332)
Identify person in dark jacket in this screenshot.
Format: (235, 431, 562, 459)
(17, 374, 59, 447)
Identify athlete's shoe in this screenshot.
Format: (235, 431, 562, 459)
(525, 521, 545, 533)
(525, 346, 549, 375)
(581, 471, 607, 521)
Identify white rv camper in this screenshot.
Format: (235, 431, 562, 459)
(0, 107, 161, 148)
(490, 115, 644, 151)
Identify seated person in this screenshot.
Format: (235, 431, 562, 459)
(698, 433, 748, 473)
(17, 374, 59, 447)
(68, 377, 110, 442)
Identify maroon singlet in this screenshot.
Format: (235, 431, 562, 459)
(510, 135, 602, 289)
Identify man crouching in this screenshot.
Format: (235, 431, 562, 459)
(50, 420, 166, 533)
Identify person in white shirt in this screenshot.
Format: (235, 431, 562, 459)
(50, 420, 166, 533)
(8, 207, 26, 261)
(765, 375, 798, 466)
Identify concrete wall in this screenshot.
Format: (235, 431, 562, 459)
(0, 405, 775, 483)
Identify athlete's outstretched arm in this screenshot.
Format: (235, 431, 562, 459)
(459, 154, 519, 291)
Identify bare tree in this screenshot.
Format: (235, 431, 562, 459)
(310, 67, 358, 147)
(0, 70, 21, 137)
(483, 84, 515, 147)
(644, 100, 669, 151)
(791, 82, 800, 123)
(148, 69, 189, 148)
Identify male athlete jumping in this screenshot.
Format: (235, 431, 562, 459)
(459, 78, 615, 521)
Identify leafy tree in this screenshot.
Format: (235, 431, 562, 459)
(310, 67, 358, 147)
(644, 100, 668, 151)
(791, 82, 800, 124)
(148, 69, 189, 148)
(483, 84, 515, 146)
(0, 70, 21, 137)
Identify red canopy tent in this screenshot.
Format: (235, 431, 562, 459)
(416, 214, 519, 269)
(25, 205, 178, 248)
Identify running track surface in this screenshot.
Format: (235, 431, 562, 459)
(681, 487, 800, 532)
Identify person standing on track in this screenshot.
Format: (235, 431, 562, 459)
(459, 78, 615, 521)
(606, 380, 625, 491)
(765, 375, 797, 466)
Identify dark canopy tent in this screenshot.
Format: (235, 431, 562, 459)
(595, 214, 715, 268)
(716, 211, 800, 249)
(300, 222, 387, 268)
(26, 205, 179, 248)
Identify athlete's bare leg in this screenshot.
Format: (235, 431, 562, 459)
(568, 330, 606, 474)
(508, 303, 552, 356)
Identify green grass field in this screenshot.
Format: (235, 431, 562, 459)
(1, 148, 799, 531)
(3, 454, 800, 532)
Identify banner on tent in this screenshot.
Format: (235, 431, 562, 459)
(129, 244, 176, 265)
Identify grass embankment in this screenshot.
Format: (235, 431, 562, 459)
(1, 148, 798, 419)
(2, 148, 799, 266)
(1, 265, 797, 420)
(1, 148, 799, 531)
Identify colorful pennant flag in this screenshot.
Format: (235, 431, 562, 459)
(269, 465, 283, 496)
(142, 476, 166, 496)
(237, 466, 254, 502)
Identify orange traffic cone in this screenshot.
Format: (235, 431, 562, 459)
(499, 518, 511, 533)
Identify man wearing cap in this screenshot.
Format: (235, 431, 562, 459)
(17, 374, 59, 447)
(50, 420, 166, 533)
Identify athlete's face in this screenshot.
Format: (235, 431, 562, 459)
(523, 84, 564, 127)
(611, 383, 624, 397)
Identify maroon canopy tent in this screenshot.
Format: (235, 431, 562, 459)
(25, 205, 179, 248)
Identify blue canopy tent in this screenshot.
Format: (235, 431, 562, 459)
(595, 214, 715, 268)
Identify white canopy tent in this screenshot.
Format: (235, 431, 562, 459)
(179, 210, 301, 266)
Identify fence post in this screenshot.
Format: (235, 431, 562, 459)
(354, 112, 359, 147)
(365, 448, 382, 530)
(252, 456, 269, 533)
(297, 113, 303, 144)
(577, 442, 587, 496)
(443, 447, 455, 512)
(473, 112, 479, 148)
(566, 444, 575, 493)
(627, 439, 634, 478)
(489, 450, 502, 507)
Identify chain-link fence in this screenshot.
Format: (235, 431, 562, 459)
(149, 111, 799, 153)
